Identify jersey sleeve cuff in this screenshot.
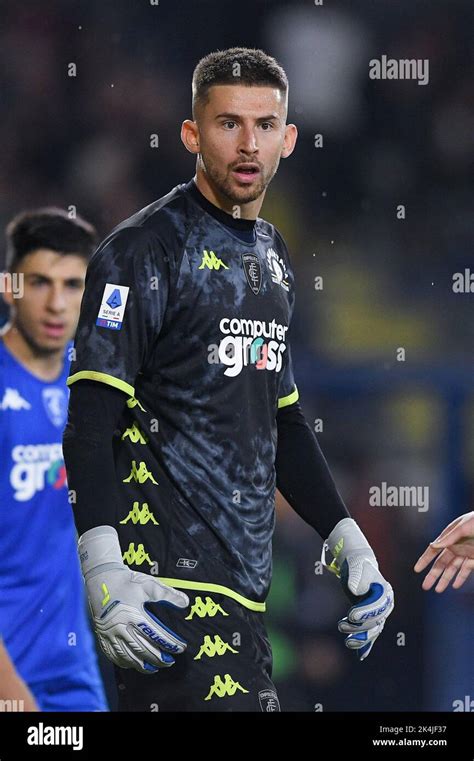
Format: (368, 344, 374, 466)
(277, 385, 299, 409)
(66, 370, 135, 398)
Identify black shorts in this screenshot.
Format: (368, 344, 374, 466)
(115, 590, 281, 712)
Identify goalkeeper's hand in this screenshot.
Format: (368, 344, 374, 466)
(321, 518, 394, 661)
(78, 525, 189, 674)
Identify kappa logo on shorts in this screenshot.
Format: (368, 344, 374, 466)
(258, 689, 281, 712)
(122, 542, 154, 567)
(194, 635, 239, 660)
(204, 674, 249, 701)
(123, 460, 158, 485)
(185, 596, 229, 620)
(120, 501, 159, 526)
(96, 283, 130, 330)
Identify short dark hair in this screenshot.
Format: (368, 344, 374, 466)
(5, 208, 98, 272)
(192, 47, 288, 120)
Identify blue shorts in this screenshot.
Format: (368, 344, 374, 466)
(30, 667, 108, 712)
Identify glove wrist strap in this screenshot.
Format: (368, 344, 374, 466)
(78, 525, 124, 578)
(323, 518, 377, 573)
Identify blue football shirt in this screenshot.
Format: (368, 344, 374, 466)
(0, 337, 105, 690)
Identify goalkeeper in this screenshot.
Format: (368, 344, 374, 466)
(63, 47, 394, 712)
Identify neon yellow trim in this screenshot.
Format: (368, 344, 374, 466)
(101, 583, 110, 607)
(327, 559, 341, 578)
(278, 385, 299, 409)
(157, 578, 266, 612)
(327, 537, 344, 577)
(66, 371, 135, 398)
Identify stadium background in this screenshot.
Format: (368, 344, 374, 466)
(0, 0, 472, 711)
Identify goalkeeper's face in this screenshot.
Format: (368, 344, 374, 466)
(190, 84, 297, 206)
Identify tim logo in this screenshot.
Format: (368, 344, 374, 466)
(258, 689, 281, 712)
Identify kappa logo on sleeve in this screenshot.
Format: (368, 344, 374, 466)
(96, 283, 130, 330)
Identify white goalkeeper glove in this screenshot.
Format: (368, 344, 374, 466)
(321, 518, 394, 661)
(78, 525, 189, 674)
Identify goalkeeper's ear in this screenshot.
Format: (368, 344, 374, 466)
(281, 123, 298, 160)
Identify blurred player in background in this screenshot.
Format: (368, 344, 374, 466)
(0, 295, 9, 330)
(63, 48, 394, 712)
(0, 209, 107, 711)
(414, 511, 474, 592)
